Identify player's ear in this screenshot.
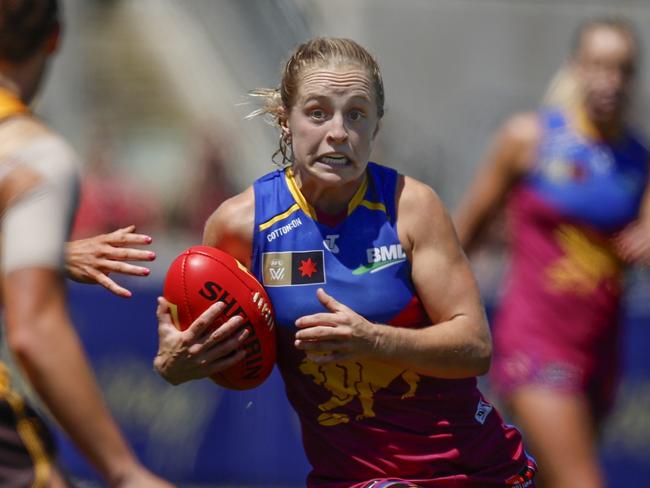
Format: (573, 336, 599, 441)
(279, 107, 291, 140)
(372, 119, 381, 140)
(45, 21, 61, 55)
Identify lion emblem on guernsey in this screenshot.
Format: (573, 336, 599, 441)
(299, 357, 421, 426)
(545, 224, 621, 295)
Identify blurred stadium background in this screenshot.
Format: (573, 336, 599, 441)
(11, 0, 650, 486)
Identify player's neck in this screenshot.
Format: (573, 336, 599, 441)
(0, 74, 21, 101)
(0, 54, 48, 106)
(292, 168, 364, 215)
(572, 103, 624, 142)
(0, 83, 29, 121)
(314, 206, 348, 227)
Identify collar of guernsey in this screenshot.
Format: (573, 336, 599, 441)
(259, 164, 386, 225)
(251, 162, 424, 329)
(0, 88, 29, 121)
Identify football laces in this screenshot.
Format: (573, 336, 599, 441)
(252, 291, 275, 331)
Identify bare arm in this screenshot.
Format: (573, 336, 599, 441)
(4, 269, 173, 488)
(65, 225, 156, 297)
(202, 186, 255, 266)
(0, 132, 172, 487)
(613, 173, 650, 265)
(454, 112, 540, 252)
(154, 188, 255, 384)
(295, 177, 491, 378)
(390, 177, 491, 376)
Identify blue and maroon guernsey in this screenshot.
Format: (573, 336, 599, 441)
(526, 108, 648, 231)
(492, 109, 649, 419)
(252, 163, 535, 487)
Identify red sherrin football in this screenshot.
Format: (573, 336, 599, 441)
(163, 246, 276, 390)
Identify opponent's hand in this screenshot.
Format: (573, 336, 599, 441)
(65, 225, 155, 297)
(613, 220, 650, 266)
(153, 297, 248, 385)
(294, 288, 380, 363)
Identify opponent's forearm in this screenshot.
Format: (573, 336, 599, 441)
(7, 311, 139, 485)
(373, 315, 492, 378)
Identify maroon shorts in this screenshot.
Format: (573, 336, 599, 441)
(490, 343, 619, 422)
(356, 480, 421, 488)
(317, 455, 537, 488)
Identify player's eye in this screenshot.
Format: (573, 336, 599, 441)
(348, 109, 365, 122)
(309, 109, 326, 120)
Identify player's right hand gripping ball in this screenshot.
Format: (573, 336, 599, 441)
(163, 246, 276, 390)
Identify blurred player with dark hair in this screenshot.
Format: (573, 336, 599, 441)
(0, 1, 173, 486)
(456, 17, 649, 488)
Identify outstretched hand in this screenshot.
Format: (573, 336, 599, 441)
(613, 220, 650, 266)
(294, 288, 380, 363)
(153, 297, 248, 385)
(65, 225, 155, 297)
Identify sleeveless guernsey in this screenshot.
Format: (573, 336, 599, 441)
(252, 162, 535, 487)
(492, 108, 649, 418)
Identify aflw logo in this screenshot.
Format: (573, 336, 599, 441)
(268, 262, 285, 281)
(262, 251, 325, 286)
(353, 244, 407, 275)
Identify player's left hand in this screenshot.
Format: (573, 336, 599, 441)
(613, 219, 650, 266)
(294, 288, 380, 363)
(154, 297, 248, 385)
(65, 225, 155, 298)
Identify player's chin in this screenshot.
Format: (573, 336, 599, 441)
(592, 100, 623, 122)
(311, 161, 364, 183)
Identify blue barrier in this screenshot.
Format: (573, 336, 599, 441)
(59, 282, 309, 486)
(600, 307, 650, 486)
(58, 280, 650, 486)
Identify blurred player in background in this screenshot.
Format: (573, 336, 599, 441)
(0, 0, 173, 486)
(455, 17, 649, 488)
(155, 37, 536, 487)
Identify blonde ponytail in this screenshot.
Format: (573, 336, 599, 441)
(541, 64, 581, 111)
